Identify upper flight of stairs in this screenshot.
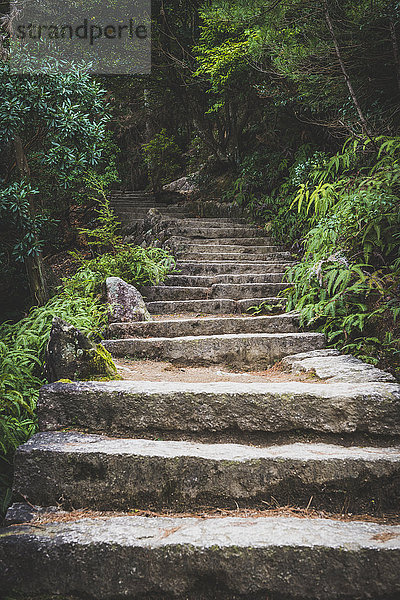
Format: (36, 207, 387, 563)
(2, 191, 400, 600)
(104, 192, 325, 366)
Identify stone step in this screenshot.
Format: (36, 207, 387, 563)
(180, 251, 292, 262)
(143, 286, 211, 301)
(165, 273, 286, 286)
(107, 314, 300, 339)
(38, 380, 400, 439)
(146, 297, 285, 314)
(173, 244, 284, 254)
(170, 218, 251, 226)
(141, 283, 289, 302)
(3, 514, 400, 600)
(176, 261, 294, 275)
(166, 226, 267, 238)
(14, 432, 400, 512)
(103, 332, 325, 368)
(168, 236, 275, 246)
(115, 209, 190, 218)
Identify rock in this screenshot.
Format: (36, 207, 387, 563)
(13, 432, 400, 513)
(106, 277, 151, 323)
(163, 174, 199, 195)
(2, 515, 400, 599)
(37, 380, 400, 438)
(4, 503, 65, 526)
(282, 349, 396, 383)
(45, 318, 117, 383)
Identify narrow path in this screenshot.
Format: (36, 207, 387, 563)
(2, 191, 400, 600)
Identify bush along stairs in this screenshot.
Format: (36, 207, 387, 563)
(1, 192, 400, 600)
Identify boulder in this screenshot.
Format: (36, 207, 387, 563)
(45, 317, 117, 383)
(106, 277, 151, 323)
(162, 174, 199, 195)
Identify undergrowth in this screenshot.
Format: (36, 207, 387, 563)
(283, 137, 400, 376)
(229, 137, 400, 376)
(0, 183, 176, 520)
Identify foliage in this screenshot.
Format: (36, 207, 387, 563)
(247, 300, 286, 316)
(0, 59, 117, 315)
(78, 172, 123, 253)
(285, 136, 400, 376)
(142, 129, 182, 190)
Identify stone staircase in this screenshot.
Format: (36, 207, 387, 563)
(2, 192, 400, 599)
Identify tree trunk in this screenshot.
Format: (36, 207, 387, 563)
(13, 135, 49, 306)
(324, 1, 373, 138)
(389, 16, 400, 94)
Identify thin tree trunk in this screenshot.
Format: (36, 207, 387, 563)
(389, 16, 400, 94)
(14, 135, 49, 306)
(324, 1, 372, 138)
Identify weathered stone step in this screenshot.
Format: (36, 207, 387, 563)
(141, 283, 289, 302)
(168, 236, 274, 246)
(103, 332, 325, 368)
(166, 226, 268, 238)
(14, 432, 400, 512)
(173, 244, 284, 254)
(180, 251, 292, 262)
(176, 261, 293, 275)
(3, 514, 400, 600)
(171, 218, 251, 226)
(146, 297, 284, 314)
(165, 273, 286, 286)
(115, 209, 190, 218)
(142, 286, 211, 301)
(107, 314, 299, 339)
(38, 380, 400, 439)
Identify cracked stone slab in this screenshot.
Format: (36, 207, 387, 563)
(107, 314, 300, 339)
(1, 515, 400, 599)
(103, 332, 325, 368)
(38, 380, 400, 438)
(146, 297, 285, 315)
(282, 349, 396, 383)
(176, 261, 293, 275)
(13, 432, 400, 512)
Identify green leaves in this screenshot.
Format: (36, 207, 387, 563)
(284, 135, 400, 376)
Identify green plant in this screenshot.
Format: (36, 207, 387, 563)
(142, 129, 182, 190)
(284, 136, 400, 376)
(247, 300, 286, 316)
(78, 172, 122, 253)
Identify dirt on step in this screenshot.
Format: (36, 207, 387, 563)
(115, 358, 324, 384)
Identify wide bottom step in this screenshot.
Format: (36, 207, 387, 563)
(2, 514, 400, 599)
(14, 431, 400, 512)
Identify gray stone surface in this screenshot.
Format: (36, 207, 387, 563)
(14, 432, 400, 511)
(180, 251, 292, 262)
(141, 283, 288, 302)
(176, 260, 293, 275)
(103, 332, 325, 368)
(106, 276, 151, 323)
(167, 236, 275, 247)
(146, 297, 284, 315)
(1, 515, 400, 599)
(107, 314, 300, 339)
(4, 502, 65, 526)
(165, 273, 286, 285)
(38, 380, 400, 437)
(166, 225, 272, 238)
(172, 243, 283, 254)
(283, 349, 396, 383)
(44, 317, 117, 382)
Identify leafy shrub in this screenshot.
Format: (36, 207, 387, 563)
(142, 129, 182, 190)
(285, 137, 400, 376)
